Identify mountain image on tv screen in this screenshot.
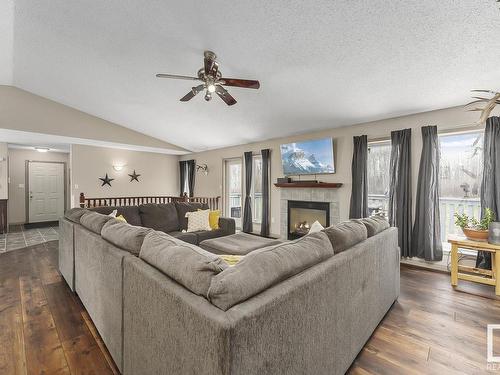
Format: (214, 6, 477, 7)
(280, 138, 335, 175)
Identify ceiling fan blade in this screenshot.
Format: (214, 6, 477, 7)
(204, 50, 216, 76)
(220, 78, 260, 89)
(215, 85, 237, 106)
(180, 84, 205, 102)
(156, 73, 201, 81)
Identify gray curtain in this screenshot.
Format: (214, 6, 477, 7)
(412, 126, 442, 261)
(349, 135, 369, 219)
(179, 160, 188, 196)
(242, 152, 253, 233)
(187, 159, 196, 197)
(389, 128, 412, 257)
(260, 149, 271, 237)
(477, 117, 500, 269)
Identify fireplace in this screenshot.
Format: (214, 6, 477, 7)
(287, 200, 330, 240)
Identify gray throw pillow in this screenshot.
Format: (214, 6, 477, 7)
(101, 219, 152, 255)
(64, 208, 88, 223)
(139, 231, 227, 297)
(80, 212, 113, 234)
(353, 216, 390, 237)
(322, 221, 367, 254)
(207, 231, 334, 311)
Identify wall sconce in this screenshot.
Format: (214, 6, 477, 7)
(196, 163, 209, 175)
(113, 164, 127, 171)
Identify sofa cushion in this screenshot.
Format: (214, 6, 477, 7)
(139, 231, 227, 296)
(64, 208, 88, 223)
(200, 232, 282, 255)
(175, 202, 209, 230)
(90, 206, 142, 227)
(139, 203, 179, 232)
(353, 216, 390, 238)
(168, 231, 198, 245)
(207, 231, 334, 311)
(322, 220, 367, 254)
(194, 229, 228, 244)
(80, 212, 113, 234)
(101, 219, 152, 256)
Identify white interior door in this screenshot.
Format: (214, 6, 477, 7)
(28, 162, 65, 223)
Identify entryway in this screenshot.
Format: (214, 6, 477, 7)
(27, 161, 65, 224)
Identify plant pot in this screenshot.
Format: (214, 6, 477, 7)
(462, 228, 489, 242)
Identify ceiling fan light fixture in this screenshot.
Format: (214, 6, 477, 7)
(207, 84, 216, 93)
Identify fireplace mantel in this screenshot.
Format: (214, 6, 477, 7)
(274, 182, 343, 188)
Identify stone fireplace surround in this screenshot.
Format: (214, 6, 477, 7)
(279, 188, 340, 240)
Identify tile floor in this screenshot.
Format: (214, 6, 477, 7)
(0, 224, 59, 253)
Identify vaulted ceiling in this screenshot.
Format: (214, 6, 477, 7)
(4, 0, 500, 151)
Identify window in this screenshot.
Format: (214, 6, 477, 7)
(252, 155, 263, 224)
(367, 140, 391, 217)
(439, 131, 484, 246)
(224, 158, 242, 229)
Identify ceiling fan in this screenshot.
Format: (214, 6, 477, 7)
(156, 51, 260, 106)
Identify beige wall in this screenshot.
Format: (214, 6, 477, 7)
(0, 143, 7, 200)
(7, 148, 69, 224)
(0, 86, 186, 153)
(70, 144, 179, 207)
(182, 105, 499, 237)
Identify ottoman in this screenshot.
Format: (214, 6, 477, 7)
(200, 232, 282, 255)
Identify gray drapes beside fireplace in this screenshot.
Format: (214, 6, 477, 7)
(477, 117, 500, 269)
(389, 128, 412, 257)
(412, 126, 442, 261)
(242, 151, 253, 233)
(260, 149, 271, 237)
(349, 135, 368, 219)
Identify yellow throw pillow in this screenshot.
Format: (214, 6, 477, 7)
(115, 215, 127, 223)
(219, 254, 244, 266)
(199, 209, 220, 230)
(209, 210, 220, 230)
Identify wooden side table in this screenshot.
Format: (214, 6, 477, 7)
(448, 236, 500, 296)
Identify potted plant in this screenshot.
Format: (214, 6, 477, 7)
(454, 208, 496, 241)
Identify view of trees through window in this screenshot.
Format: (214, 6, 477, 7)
(367, 141, 391, 217)
(439, 131, 483, 244)
(224, 159, 242, 228)
(252, 156, 263, 224)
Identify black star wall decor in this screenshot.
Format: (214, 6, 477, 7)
(128, 170, 141, 182)
(99, 173, 114, 187)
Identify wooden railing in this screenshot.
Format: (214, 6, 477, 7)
(79, 193, 220, 210)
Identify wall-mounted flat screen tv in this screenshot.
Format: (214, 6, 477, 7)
(280, 137, 335, 176)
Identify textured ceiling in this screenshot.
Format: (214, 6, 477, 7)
(11, 0, 500, 152)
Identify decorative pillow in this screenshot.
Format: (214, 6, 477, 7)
(208, 210, 220, 230)
(108, 209, 118, 217)
(116, 215, 127, 223)
(185, 209, 211, 232)
(322, 221, 367, 254)
(309, 220, 324, 233)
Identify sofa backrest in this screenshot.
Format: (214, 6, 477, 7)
(138, 203, 179, 232)
(139, 231, 227, 296)
(64, 207, 88, 223)
(207, 231, 334, 311)
(90, 205, 142, 226)
(322, 220, 368, 254)
(102, 219, 152, 256)
(80, 211, 113, 234)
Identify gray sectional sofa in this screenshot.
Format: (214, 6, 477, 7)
(59, 208, 400, 375)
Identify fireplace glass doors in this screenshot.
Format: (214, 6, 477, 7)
(287, 200, 330, 240)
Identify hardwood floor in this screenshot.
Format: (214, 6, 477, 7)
(1, 241, 499, 374)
